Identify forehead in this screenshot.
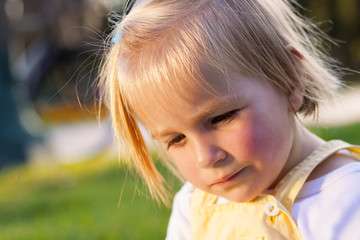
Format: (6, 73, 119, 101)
(130, 67, 234, 116)
(129, 69, 270, 136)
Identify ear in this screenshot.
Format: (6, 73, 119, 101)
(285, 45, 304, 112)
(288, 87, 303, 112)
(285, 45, 304, 60)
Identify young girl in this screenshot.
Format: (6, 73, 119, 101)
(99, 0, 360, 239)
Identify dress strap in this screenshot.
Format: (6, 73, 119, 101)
(274, 140, 360, 212)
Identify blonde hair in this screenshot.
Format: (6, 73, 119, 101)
(99, 0, 341, 204)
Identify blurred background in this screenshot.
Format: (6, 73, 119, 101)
(0, 0, 359, 239)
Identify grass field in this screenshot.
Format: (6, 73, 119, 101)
(0, 154, 181, 240)
(0, 123, 359, 239)
(310, 123, 360, 145)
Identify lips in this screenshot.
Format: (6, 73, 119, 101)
(213, 169, 242, 185)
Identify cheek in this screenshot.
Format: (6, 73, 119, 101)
(231, 113, 291, 163)
(229, 124, 263, 161)
(171, 152, 200, 184)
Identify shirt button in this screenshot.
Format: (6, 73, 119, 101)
(264, 201, 280, 217)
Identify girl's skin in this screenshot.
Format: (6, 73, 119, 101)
(133, 49, 355, 203)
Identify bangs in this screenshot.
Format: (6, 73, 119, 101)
(119, 32, 222, 114)
(116, 0, 298, 112)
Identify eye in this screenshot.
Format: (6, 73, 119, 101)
(167, 134, 186, 149)
(210, 109, 239, 125)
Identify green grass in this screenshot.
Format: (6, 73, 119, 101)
(309, 122, 360, 145)
(0, 154, 181, 240)
(0, 123, 359, 239)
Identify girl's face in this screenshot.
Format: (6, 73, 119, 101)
(136, 71, 303, 202)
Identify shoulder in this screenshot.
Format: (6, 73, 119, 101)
(307, 146, 360, 181)
(297, 162, 360, 201)
(293, 162, 360, 240)
(165, 182, 194, 240)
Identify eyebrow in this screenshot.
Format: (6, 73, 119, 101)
(151, 95, 239, 140)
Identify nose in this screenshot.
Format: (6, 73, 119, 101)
(194, 134, 226, 168)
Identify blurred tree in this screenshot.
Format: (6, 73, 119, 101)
(299, 0, 360, 77)
(0, 0, 32, 168)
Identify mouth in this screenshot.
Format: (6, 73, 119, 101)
(213, 169, 243, 186)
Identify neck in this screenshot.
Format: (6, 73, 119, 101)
(272, 120, 324, 187)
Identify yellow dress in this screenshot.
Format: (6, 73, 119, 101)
(190, 140, 360, 240)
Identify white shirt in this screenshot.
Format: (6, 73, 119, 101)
(166, 162, 360, 240)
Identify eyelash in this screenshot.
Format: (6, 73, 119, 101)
(166, 109, 239, 149)
(210, 109, 239, 125)
(167, 134, 186, 149)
